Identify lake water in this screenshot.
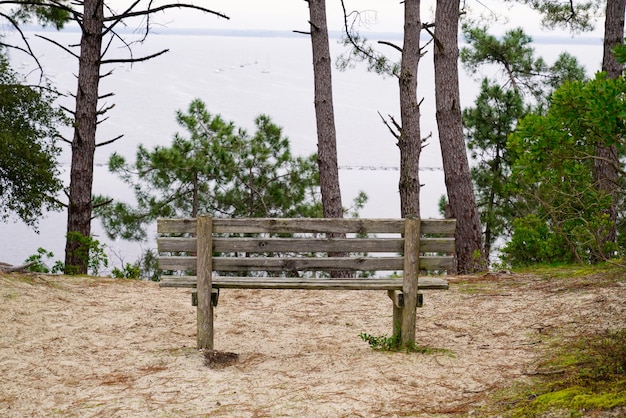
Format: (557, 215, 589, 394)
(1, 28, 604, 270)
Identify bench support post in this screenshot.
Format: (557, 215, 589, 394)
(388, 290, 403, 339)
(197, 215, 214, 349)
(400, 215, 420, 348)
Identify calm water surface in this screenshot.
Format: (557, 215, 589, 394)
(1, 29, 603, 269)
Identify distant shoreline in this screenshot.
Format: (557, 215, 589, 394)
(12, 24, 603, 45)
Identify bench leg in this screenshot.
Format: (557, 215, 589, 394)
(388, 290, 403, 341)
(197, 215, 214, 350)
(197, 287, 214, 350)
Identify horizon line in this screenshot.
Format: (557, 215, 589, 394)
(14, 24, 603, 45)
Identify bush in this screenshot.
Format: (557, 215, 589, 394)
(500, 215, 573, 267)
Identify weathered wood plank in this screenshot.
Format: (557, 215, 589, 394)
(420, 256, 456, 271)
(420, 237, 455, 253)
(157, 218, 197, 234)
(158, 255, 455, 272)
(158, 256, 197, 271)
(158, 237, 196, 252)
(212, 218, 406, 234)
(158, 275, 449, 290)
(420, 219, 456, 235)
(214, 237, 404, 253)
(158, 236, 455, 255)
(213, 256, 404, 271)
(157, 217, 457, 236)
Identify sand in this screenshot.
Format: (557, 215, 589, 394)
(1, 272, 625, 417)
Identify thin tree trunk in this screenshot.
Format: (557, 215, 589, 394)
(64, 0, 103, 274)
(434, 0, 484, 273)
(595, 0, 625, 257)
(309, 0, 343, 219)
(308, 0, 348, 277)
(398, 0, 422, 218)
(603, 0, 626, 79)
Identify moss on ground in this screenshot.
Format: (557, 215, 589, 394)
(471, 264, 626, 417)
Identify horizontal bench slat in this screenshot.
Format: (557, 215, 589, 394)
(159, 256, 403, 271)
(158, 255, 455, 272)
(159, 276, 449, 290)
(158, 237, 404, 253)
(157, 218, 456, 236)
(157, 237, 456, 254)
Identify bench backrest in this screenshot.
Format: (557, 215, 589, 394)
(157, 217, 456, 276)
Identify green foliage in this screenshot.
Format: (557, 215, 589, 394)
(337, 32, 399, 78)
(10, 2, 72, 29)
(24, 248, 65, 274)
(437, 195, 447, 217)
(0, 51, 66, 228)
(137, 248, 160, 281)
(111, 263, 141, 279)
(613, 41, 626, 65)
(359, 332, 401, 351)
(460, 25, 587, 259)
(63, 232, 108, 275)
(507, 0, 602, 33)
(111, 249, 159, 280)
(461, 26, 547, 104)
(95, 99, 322, 241)
(500, 215, 574, 266)
(345, 190, 368, 218)
(508, 73, 626, 263)
(461, 25, 586, 110)
(462, 79, 527, 254)
(359, 331, 448, 354)
(24, 247, 55, 273)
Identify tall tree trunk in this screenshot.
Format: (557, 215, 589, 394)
(434, 0, 484, 273)
(603, 0, 626, 79)
(308, 0, 343, 219)
(64, 0, 103, 274)
(398, 0, 422, 218)
(595, 0, 625, 257)
(308, 0, 348, 277)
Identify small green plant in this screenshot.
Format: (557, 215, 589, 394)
(24, 248, 55, 273)
(24, 248, 65, 273)
(111, 262, 141, 279)
(138, 248, 159, 281)
(359, 332, 402, 351)
(359, 329, 448, 354)
(64, 232, 109, 275)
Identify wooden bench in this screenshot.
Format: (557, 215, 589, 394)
(157, 215, 456, 349)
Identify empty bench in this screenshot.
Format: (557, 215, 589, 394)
(157, 215, 456, 349)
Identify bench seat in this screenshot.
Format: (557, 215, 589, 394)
(159, 275, 449, 290)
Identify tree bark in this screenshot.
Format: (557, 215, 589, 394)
(64, 0, 103, 274)
(308, 0, 349, 277)
(603, 0, 626, 79)
(308, 0, 343, 219)
(595, 0, 625, 256)
(398, 0, 422, 218)
(434, 0, 484, 273)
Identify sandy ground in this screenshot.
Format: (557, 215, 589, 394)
(1, 271, 625, 417)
